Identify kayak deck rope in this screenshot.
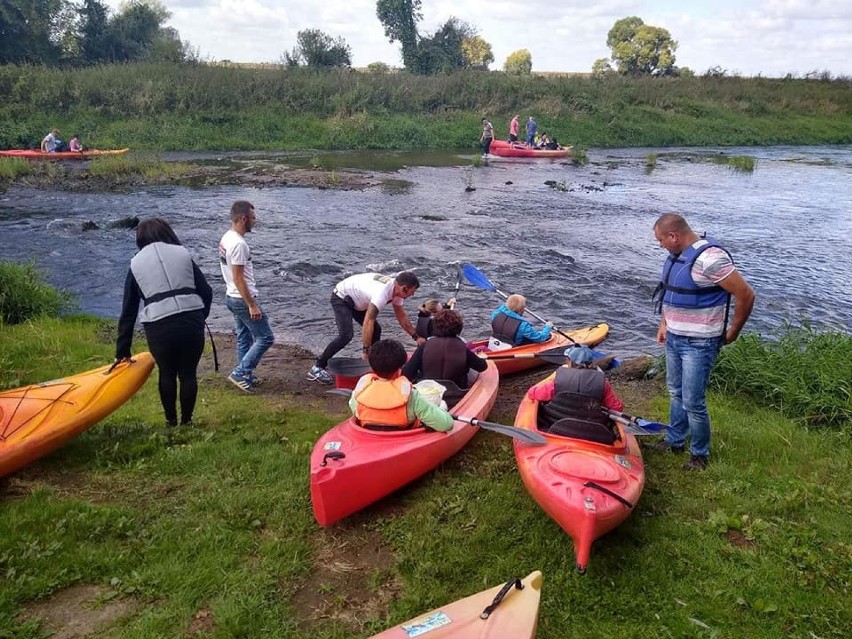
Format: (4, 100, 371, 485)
(480, 577, 524, 619)
(1, 383, 76, 440)
(583, 481, 634, 509)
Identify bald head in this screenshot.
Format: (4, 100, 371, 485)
(654, 213, 698, 254)
(654, 213, 691, 234)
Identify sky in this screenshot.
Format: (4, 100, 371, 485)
(105, 0, 852, 77)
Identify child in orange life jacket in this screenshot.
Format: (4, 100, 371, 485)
(349, 339, 454, 431)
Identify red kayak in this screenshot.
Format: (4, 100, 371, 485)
(310, 361, 499, 526)
(489, 140, 571, 159)
(468, 323, 609, 376)
(0, 148, 129, 160)
(513, 372, 645, 573)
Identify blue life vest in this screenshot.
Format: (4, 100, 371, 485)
(654, 238, 732, 312)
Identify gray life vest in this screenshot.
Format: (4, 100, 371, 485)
(491, 312, 522, 345)
(539, 367, 615, 444)
(130, 242, 204, 323)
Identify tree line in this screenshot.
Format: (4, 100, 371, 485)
(0, 0, 689, 77)
(0, 0, 196, 66)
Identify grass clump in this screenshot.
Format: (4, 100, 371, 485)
(87, 154, 191, 179)
(712, 154, 757, 172)
(0, 260, 74, 325)
(571, 147, 589, 165)
(645, 152, 658, 168)
(0, 157, 31, 180)
(712, 325, 852, 427)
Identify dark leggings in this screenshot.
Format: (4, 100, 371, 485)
(316, 293, 382, 368)
(144, 311, 205, 425)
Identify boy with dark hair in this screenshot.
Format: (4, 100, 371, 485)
(349, 339, 454, 432)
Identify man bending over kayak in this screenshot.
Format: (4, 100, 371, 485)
(349, 339, 454, 432)
(308, 271, 424, 384)
(490, 294, 553, 346)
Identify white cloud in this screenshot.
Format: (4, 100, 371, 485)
(102, 0, 852, 75)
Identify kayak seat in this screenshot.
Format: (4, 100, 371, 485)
(546, 417, 617, 446)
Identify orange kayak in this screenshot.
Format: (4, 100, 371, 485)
(0, 354, 154, 477)
(468, 323, 609, 375)
(0, 148, 130, 160)
(513, 372, 645, 573)
(370, 570, 543, 638)
(489, 140, 571, 159)
(311, 362, 499, 526)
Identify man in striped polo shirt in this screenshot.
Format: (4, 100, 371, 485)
(652, 213, 755, 470)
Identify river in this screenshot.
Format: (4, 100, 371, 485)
(1, 145, 850, 360)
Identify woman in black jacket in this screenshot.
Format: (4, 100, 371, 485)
(116, 218, 212, 427)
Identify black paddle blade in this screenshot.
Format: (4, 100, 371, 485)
(452, 415, 547, 445)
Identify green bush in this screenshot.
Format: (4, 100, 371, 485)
(0, 260, 74, 325)
(712, 325, 852, 427)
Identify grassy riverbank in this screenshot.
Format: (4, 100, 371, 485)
(1, 64, 851, 151)
(1, 313, 850, 638)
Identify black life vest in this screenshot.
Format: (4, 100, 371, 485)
(491, 313, 522, 345)
(539, 367, 615, 444)
(420, 337, 470, 390)
(415, 312, 434, 339)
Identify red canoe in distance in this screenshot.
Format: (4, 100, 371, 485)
(310, 361, 499, 526)
(489, 140, 571, 159)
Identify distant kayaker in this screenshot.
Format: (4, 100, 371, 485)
(526, 116, 537, 145)
(69, 134, 83, 152)
(40, 129, 63, 153)
(403, 309, 488, 394)
(508, 114, 520, 142)
(490, 294, 553, 347)
(219, 200, 275, 393)
(308, 272, 423, 385)
(651, 213, 755, 470)
(529, 345, 624, 441)
(480, 118, 494, 157)
(115, 218, 213, 427)
(349, 339, 454, 431)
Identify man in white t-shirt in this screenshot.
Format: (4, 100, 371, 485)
(308, 272, 424, 384)
(219, 200, 274, 392)
(652, 213, 755, 470)
(41, 129, 61, 153)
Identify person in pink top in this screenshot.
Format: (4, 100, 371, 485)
(527, 345, 623, 411)
(508, 114, 520, 142)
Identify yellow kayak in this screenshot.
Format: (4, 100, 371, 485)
(370, 571, 543, 638)
(0, 353, 154, 477)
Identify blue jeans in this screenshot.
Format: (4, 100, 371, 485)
(664, 332, 723, 457)
(225, 296, 274, 378)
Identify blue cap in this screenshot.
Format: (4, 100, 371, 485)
(564, 345, 594, 365)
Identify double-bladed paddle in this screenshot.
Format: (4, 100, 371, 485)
(483, 345, 618, 370)
(326, 388, 546, 445)
(604, 408, 667, 435)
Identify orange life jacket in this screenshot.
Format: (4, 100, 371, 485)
(352, 374, 419, 430)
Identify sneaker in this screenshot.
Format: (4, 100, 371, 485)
(648, 439, 685, 454)
(307, 365, 334, 385)
(228, 371, 255, 393)
(683, 455, 709, 471)
(248, 375, 263, 388)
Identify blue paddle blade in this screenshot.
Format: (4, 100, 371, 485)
(462, 263, 497, 292)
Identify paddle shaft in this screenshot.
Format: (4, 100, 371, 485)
(604, 408, 667, 432)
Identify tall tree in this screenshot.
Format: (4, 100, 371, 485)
(503, 49, 532, 75)
(376, 0, 421, 70)
(461, 34, 493, 70)
(105, 0, 170, 62)
(288, 28, 352, 68)
(606, 16, 677, 76)
(0, 0, 66, 64)
(78, 0, 110, 64)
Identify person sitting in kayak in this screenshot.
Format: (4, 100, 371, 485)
(69, 134, 83, 152)
(349, 339, 454, 432)
(41, 129, 64, 153)
(414, 297, 457, 339)
(403, 310, 488, 397)
(490, 294, 553, 346)
(530, 345, 624, 442)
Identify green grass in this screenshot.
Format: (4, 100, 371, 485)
(86, 153, 193, 179)
(0, 260, 75, 326)
(1, 317, 850, 638)
(0, 156, 31, 180)
(712, 154, 757, 171)
(1, 63, 851, 150)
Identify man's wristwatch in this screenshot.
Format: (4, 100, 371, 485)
(411, 333, 421, 341)
(362, 345, 370, 353)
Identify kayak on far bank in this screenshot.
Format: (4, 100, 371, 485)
(0, 148, 130, 160)
(488, 140, 572, 159)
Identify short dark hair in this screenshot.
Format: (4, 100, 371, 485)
(136, 217, 182, 249)
(230, 200, 255, 222)
(431, 309, 464, 337)
(395, 271, 419, 289)
(654, 213, 690, 234)
(368, 339, 407, 377)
